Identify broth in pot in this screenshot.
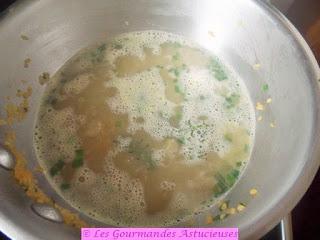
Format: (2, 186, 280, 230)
(34, 31, 255, 226)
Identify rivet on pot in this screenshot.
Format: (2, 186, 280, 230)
(0, 146, 15, 170)
(31, 203, 63, 223)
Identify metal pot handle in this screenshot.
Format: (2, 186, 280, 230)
(280, 214, 293, 240)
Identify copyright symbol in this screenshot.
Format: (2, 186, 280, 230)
(83, 229, 90, 237)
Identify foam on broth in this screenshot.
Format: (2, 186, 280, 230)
(34, 31, 255, 226)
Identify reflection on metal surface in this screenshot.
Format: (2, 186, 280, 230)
(281, 214, 293, 240)
(0, 146, 15, 170)
(31, 203, 63, 223)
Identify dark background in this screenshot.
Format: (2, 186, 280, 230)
(0, 1, 320, 240)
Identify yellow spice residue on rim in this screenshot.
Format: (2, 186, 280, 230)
(1, 86, 88, 229)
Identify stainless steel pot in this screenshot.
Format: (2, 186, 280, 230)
(0, 0, 320, 239)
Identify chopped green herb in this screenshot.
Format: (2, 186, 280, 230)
(60, 183, 70, 190)
(208, 57, 228, 81)
(224, 133, 233, 142)
(236, 161, 242, 167)
(67, 136, 77, 145)
(172, 52, 181, 61)
(213, 214, 223, 221)
(158, 111, 164, 118)
(72, 149, 84, 168)
(50, 159, 65, 177)
(169, 68, 180, 78)
(225, 169, 239, 186)
(244, 144, 249, 153)
(20, 34, 29, 40)
(174, 85, 181, 93)
(46, 96, 57, 106)
(213, 169, 240, 197)
(173, 83, 185, 99)
(97, 43, 107, 52)
(174, 68, 180, 77)
(177, 137, 185, 145)
(172, 41, 182, 48)
(158, 111, 170, 119)
(188, 120, 206, 137)
(213, 173, 229, 197)
(156, 65, 164, 69)
(128, 140, 156, 170)
(231, 169, 240, 178)
(225, 174, 235, 186)
(173, 111, 182, 123)
(213, 183, 228, 198)
(90, 43, 107, 63)
(225, 175, 235, 187)
(115, 120, 122, 128)
(113, 43, 123, 50)
(224, 93, 240, 109)
(262, 84, 269, 92)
